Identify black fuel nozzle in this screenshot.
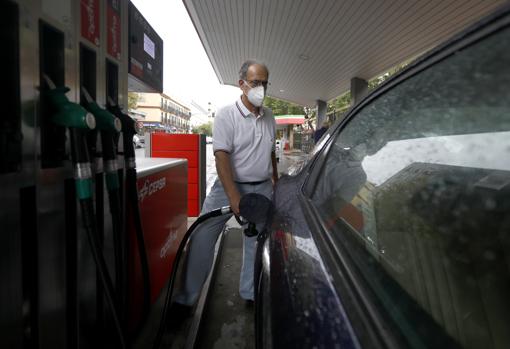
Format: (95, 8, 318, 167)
(107, 97, 141, 169)
(235, 193, 274, 237)
(243, 222, 258, 237)
(107, 97, 138, 135)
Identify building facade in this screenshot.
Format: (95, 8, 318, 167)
(135, 92, 191, 133)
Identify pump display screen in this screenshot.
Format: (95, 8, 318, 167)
(128, 2, 163, 92)
(143, 33, 155, 59)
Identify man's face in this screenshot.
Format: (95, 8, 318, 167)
(239, 64, 269, 94)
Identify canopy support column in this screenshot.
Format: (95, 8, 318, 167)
(351, 77, 368, 105)
(316, 99, 327, 128)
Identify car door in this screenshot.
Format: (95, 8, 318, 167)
(300, 7, 510, 349)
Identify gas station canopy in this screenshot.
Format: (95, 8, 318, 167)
(183, 0, 506, 106)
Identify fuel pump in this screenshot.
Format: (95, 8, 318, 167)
(42, 76, 126, 349)
(81, 88, 127, 326)
(107, 100, 152, 335)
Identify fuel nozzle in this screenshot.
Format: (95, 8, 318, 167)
(42, 75, 96, 131)
(81, 88, 121, 191)
(107, 97, 140, 169)
(107, 97, 139, 135)
(235, 193, 274, 237)
(82, 88, 122, 133)
(42, 75, 95, 200)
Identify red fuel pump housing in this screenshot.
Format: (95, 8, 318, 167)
(127, 158, 188, 331)
(150, 133, 206, 217)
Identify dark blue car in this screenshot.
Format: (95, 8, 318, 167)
(255, 5, 510, 349)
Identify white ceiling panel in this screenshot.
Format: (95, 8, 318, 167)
(183, 0, 507, 106)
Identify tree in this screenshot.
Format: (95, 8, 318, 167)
(264, 96, 305, 116)
(328, 92, 351, 114)
(368, 62, 409, 90)
(191, 121, 213, 136)
(326, 61, 409, 116)
(128, 92, 139, 110)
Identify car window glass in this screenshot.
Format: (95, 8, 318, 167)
(310, 24, 510, 349)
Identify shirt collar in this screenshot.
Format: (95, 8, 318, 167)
(236, 97, 264, 118)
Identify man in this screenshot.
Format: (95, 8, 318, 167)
(314, 120, 330, 143)
(174, 60, 278, 309)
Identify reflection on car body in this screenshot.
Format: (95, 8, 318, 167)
(255, 6, 510, 349)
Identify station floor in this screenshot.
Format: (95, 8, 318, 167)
(194, 223, 255, 349)
(159, 219, 249, 349)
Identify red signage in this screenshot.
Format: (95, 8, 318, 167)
(80, 0, 100, 46)
(107, 0, 122, 60)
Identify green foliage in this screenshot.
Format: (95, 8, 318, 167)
(264, 96, 305, 116)
(192, 121, 213, 136)
(326, 62, 409, 117)
(128, 92, 139, 109)
(368, 63, 409, 90)
(327, 91, 351, 114)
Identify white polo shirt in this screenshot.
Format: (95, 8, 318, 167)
(213, 98, 276, 182)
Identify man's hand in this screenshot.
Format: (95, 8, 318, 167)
(271, 151, 279, 187)
(272, 173, 279, 186)
(228, 191, 241, 216)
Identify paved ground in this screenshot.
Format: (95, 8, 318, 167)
(195, 224, 253, 349)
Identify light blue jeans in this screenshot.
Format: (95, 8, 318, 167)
(174, 178, 273, 305)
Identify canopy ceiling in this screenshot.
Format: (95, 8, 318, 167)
(183, 0, 506, 106)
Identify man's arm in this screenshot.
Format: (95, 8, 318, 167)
(271, 151, 278, 185)
(215, 150, 241, 215)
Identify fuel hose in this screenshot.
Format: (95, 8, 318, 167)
(108, 103, 152, 336)
(151, 193, 273, 348)
(82, 92, 127, 326)
(70, 129, 126, 349)
(44, 77, 126, 348)
(152, 206, 233, 349)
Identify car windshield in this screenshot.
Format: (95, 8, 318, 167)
(309, 22, 510, 349)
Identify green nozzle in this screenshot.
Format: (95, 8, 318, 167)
(46, 87, 96, 130)
(75, 178, 93, 200)
(85, 102, 122, 133)
(105, 172, 120, 191)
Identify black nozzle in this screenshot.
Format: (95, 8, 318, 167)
(239, 193, 273, 225)
(107, 103, 138, 161)
(108, 104, 137, 135)
(243, 222, 258, 237)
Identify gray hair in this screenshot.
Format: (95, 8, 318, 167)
(239, 60, 269, 80)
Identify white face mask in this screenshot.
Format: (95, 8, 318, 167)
(244, 83, 265, 107)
